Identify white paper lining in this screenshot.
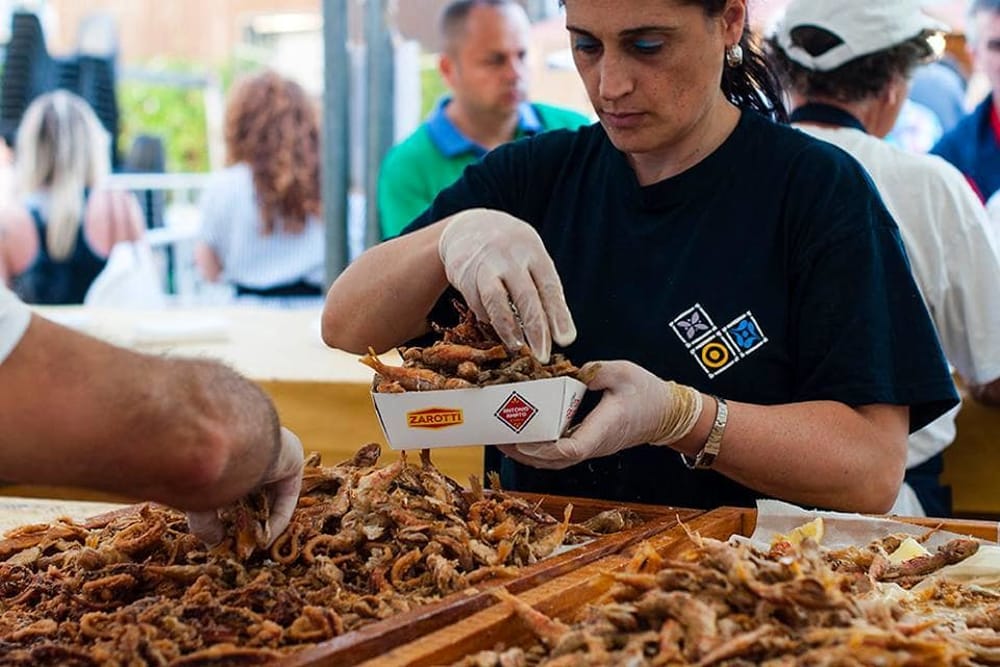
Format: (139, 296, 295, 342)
(746, 499, 1000, 587)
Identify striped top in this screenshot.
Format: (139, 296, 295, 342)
(198, 163, 325, 290)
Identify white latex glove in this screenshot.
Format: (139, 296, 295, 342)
(499, 361, 703, 470)
(187, 426, 305, 546)
(438, 208, 576, 363)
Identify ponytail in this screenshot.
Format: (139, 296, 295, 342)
(722, 28, 789, 123)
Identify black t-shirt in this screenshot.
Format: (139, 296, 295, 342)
(403, 110, 958, 509)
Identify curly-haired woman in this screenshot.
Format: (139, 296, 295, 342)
(195, 70, 324, 306)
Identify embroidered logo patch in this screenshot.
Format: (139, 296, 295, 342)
(671, 305, 768, 378)
(495, 392, 538, 433)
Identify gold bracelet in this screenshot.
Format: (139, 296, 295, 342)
(652, 382, 703, 446)
(681, 396, 727, 470)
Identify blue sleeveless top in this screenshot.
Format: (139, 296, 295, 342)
(10, 208, 108, 304)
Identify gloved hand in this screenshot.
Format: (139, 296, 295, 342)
(499, 361, 704, 470)
(438, 208, 576, 363)
(187, 426, 305, 546)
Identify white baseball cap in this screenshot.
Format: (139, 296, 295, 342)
(773, 0, 950, 72)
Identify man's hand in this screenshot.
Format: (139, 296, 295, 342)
(499, 361, 704, 469)
(187, 427, 305, 546)
(438, 209, 576, 362)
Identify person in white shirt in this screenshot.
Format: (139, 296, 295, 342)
(987, 190, 1000, 235)
(0, 284, 303, 543)
(769, 0, 1000, 516)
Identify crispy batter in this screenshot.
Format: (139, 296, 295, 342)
(371, 301, 579, 392)
(477, 531, 991, 666)
(0, 444, 635, 663)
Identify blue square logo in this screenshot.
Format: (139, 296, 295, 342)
(723, 312, 767, 357)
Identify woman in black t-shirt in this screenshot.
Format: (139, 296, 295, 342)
(321, 0, 958, 513)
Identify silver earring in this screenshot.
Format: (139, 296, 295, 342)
(726, 43, 744, 67)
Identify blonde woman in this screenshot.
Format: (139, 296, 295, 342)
(0, 90, 144, 304)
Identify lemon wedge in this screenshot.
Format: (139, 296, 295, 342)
(887, 536, 930, 564)
(773, 517, 825, 546)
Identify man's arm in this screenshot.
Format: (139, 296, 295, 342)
(932, 166, 1000, 408)
(0, 313, 282, 511)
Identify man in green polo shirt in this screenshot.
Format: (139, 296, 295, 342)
(377, 0, 591, 238)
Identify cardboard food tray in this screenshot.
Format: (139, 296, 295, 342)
(365, 507, 1000, 667)
(274, 495, 700, 666)
(371, 376, 587, 450)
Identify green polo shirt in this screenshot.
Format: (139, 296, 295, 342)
(377, 99, 591, 238)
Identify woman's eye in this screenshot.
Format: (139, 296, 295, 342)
(572, 37, 600, 54)
(632, 39, 664, 55)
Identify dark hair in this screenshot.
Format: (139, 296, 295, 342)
(439, 0, 518, 52)
(558, 0, 787, 122)
(727, 25, 788, 123)
(766, 28, 935, 103)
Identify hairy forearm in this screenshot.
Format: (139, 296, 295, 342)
(0, 315, 280, 510)
(147, 357, 281, 509)
(322, 221, 450, 353)
(672, 399, 908, 513)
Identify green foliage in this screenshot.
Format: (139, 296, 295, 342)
(116, 56, 449, 172)
(116, 58, 278, 174)
(420, 57, 448, 119)
(117, 63, 212, 173)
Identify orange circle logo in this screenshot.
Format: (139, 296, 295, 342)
(701, 342, 730, 369)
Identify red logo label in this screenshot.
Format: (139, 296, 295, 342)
(495, 392, 538, 433)
(406, 407, 463, 429)
(565, 396, 581, 424)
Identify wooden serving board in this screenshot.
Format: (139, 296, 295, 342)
(281, 498, 701, 667)
(363, 507, 1000, 667)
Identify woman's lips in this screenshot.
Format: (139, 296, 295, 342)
(601, 111, 644, 129)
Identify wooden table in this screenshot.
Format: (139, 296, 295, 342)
(0, 306, 484, 503)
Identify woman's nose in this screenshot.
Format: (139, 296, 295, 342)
(598, 54, 633, 100)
